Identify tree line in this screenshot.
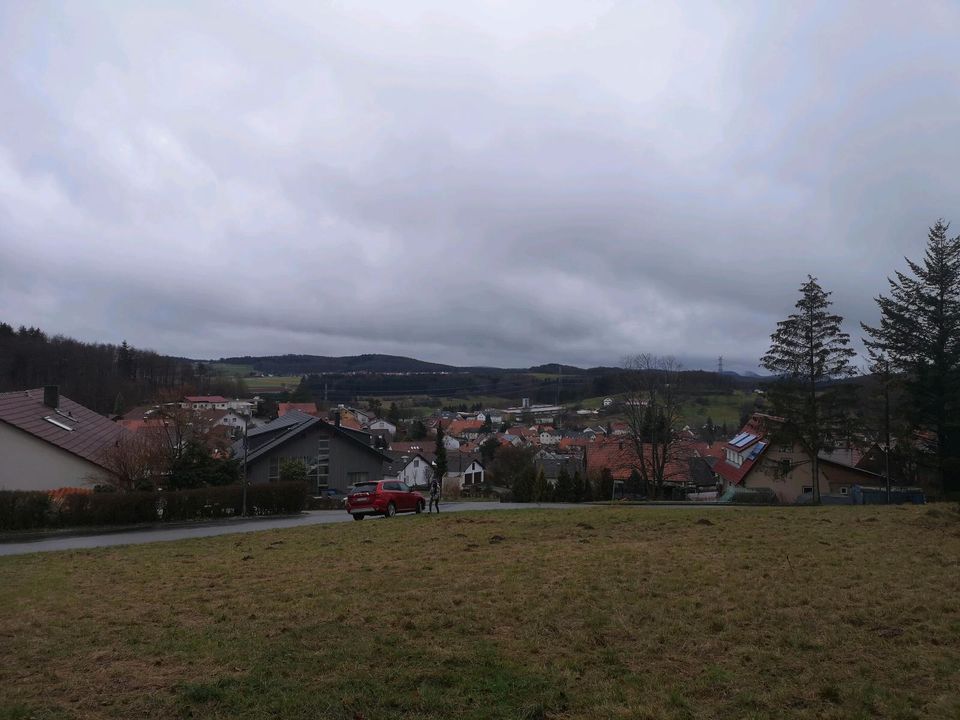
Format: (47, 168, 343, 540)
(0, 323, 244, 415)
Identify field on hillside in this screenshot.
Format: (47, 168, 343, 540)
(2, 506, 959, 719)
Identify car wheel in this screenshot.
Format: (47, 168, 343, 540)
(385, 502, 397, 518)
(352, 514, 364, 521)
(415, 500, 424, 514)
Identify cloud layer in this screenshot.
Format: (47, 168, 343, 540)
(3, 1, 960, 371)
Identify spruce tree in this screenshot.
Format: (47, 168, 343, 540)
(576, 470, 592, 502)
(761, 276, 857, 503)
(554, 466, 573, 502)
(433, 424, 448, 482)
(862, 220, 960, 494)
(532, 466, 551, 502)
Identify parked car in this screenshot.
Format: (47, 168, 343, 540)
(345, 480, 425, 520)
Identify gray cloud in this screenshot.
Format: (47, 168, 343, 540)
(2, 1, 959, 372)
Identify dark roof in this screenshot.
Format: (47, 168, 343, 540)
(0, 388, 127, 471)
(236, 412, 391, 465)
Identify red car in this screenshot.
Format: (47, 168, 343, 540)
(346, 480, 425, 520)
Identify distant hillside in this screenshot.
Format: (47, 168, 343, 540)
(216, 353, 459, 375)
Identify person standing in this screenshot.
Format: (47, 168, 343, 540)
(429, 475, 441, 513)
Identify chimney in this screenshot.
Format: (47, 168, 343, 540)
(43, 385, 59, 409)
(334, 410, 341, 427)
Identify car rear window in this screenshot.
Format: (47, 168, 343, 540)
(351, 482, 379, 494)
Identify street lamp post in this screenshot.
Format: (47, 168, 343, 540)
(241, 417, 249, 517)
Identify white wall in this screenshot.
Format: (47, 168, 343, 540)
(0, 423, 109, 491)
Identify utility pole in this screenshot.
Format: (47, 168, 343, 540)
(718, 356, 723, 375)
(241, 416, 249, 516)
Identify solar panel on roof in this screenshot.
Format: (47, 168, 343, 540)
(729, 432, 748, 445)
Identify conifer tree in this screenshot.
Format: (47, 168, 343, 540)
(862, 220, 960, 494)
(433, 424, 448, 482)
(761, 276, 857, 503)
(554, 466, 573, 502)
(532, 466, 551, 502)
(576, 470, 592, 502)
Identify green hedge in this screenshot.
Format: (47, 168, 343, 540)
(0, 482, 307, 532)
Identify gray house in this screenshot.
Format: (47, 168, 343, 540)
(233, 410, 389, 494)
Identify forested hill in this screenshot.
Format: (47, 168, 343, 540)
(217, 354, 466, 375)
(0, 322, 238, 415)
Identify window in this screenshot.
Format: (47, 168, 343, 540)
(840, 486, 848, 496)
(268, 457, 280, 482)
(348, 471, 369, 486)
(802, 486, 813, 495)
(414, 459, 419, 468)
(398, 482, 411, 492)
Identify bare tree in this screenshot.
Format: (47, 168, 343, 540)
(620, 354, 691, 499)
(97, 430, 169, 490)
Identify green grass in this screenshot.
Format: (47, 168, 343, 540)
(1, 506, 959, 719)
(679, 390, 752, 430)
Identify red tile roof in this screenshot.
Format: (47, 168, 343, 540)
(446, 419, 484, 437)
(0, 389, 128, 471)
(278, 402, 319, 417)
(586, 438, 693, 483)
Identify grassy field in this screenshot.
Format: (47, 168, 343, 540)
(679, 391, 753, 431)
(1, 506, 959, 719)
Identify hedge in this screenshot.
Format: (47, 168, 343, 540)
(0, 482, 307, 532)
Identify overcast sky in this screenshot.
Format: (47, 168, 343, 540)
(2, 2, 959, 371)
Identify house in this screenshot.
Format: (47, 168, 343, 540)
(397, 453, 434, 489)
(711, 413, 881, 503)
(368, 419, 397, 435)
(445, 460, 486, 490)
(0, 386, 127, 491)
(182, 395, 229, 411)
(232, 410, 390, 494)
(539, 427, 561, 445)
(602, 398, 614, 407)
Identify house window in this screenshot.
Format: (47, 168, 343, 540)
(348, 471, 369, 486)
(414, 459, 419, 468)
(802, 486, 813, 495)
(268, 457, 280, 482)
(840, 486, 848, 496)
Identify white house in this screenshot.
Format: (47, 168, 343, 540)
(397, 453, 434, 488)
(539, 428, 561, 445)
(446, 460, 485, 490)
(182, 395, 229, 411)
(368, 419, 397, 435)
(602, 397, 614, 407)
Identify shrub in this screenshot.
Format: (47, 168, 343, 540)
(0, 490, 52, 531)
(0, 482, 309, 532)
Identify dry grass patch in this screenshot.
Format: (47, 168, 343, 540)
(1, 506, 959, 719)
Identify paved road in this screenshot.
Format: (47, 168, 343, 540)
(0, 502, 608, 557)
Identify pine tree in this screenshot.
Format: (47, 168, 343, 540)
(576, 470, 592, 502)
(532, 466, 551, 502)
(433, 425, 448, 482)
(554, 466, 573, 502)
(761, 276, 857, 503)
(513, 464, 535, 502)
(862, 220, 960, 494)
